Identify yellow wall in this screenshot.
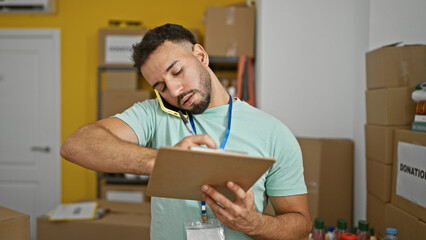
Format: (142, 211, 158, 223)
(0, 0, 242, 203)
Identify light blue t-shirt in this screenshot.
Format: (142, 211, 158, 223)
(114, 98, 307, 240)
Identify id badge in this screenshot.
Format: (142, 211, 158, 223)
(185, 219, 225, 240)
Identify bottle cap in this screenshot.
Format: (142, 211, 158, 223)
(386, 227, 397, 235)
(337, 218, 347, 230)
(328, 226, 334, 232)
(340, 233, 357, 240)
(314, 218, 324, 229)
(358, 220, 369, 231)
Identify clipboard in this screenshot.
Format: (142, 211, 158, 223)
(146, 147, 276, 201)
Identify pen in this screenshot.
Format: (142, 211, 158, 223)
(178, 110, 195, 136)
(178, 110, 207, 223)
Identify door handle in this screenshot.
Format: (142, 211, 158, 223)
(31, 146, 50, 153)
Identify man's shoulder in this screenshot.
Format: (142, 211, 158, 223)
(127, 98, 160, 114)
(138, 98, 159, 108)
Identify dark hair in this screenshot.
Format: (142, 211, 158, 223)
(132, 23, 197, 72)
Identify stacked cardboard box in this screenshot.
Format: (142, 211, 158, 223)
(98, 29, 154, 118)
(101, 89, 152, 118)
(98, 28, 147, 67)
(365, 44, 426, 238)
(204, 4, 256, 57)
(297, 138, 354, 229)
(262, 138, 354, 230)
(99, 28, 200, 67)
(100, 183, 150, 203)
(388, 129, 426, 239)
(37, 200, 151, 240)
(0, 206, 29, 240)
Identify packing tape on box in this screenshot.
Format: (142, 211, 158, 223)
(306, 181, 318, 194)
(226, 41, 238, 56)
(399, 60, 410, 86)
(226, 7, 235, 25)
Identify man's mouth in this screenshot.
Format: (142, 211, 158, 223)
(181, 92, 195, 107)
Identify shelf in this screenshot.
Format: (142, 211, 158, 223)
(102, 175, 150, 185)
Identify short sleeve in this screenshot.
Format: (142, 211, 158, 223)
(265, 123, 307, 196)
(113, 99, 158, 147)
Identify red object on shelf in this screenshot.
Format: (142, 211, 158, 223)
(340, 233, 357, 240)
(236, 55, 255, 107)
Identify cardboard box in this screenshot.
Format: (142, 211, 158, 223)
(366, 87, 416, 125)
(204, 5, 255, 57)
(101, 90, 152, 118)
(99, 28, 199, 67)
(297, 138, 354, 228)
(385, 204, 423, 240)
(188, 29, 200, 44)
(0, 206, 30, 240)
(391, 129, 426, 221)
(37, 200, 151, 240)
(417, 219, 426, 239)
(366, 159, 393, 202)
(105, 70, 138, 90)
(99, 28, 147, 67)
(366, 44, 426, 90)
(365, 124, 410, 164)
(101, 183, 150, 203)
(367, 193, 386, 237)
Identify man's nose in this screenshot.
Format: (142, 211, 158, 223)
(165, 78, 183, 97)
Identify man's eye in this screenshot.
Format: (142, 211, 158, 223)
(173, 68, 182, 76)
(156, 84, 166, 93)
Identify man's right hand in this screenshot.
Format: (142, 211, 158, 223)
(174, 134, 217, 149)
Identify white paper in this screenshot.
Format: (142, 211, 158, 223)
(105, 35, 142, 64)
(396, 142, 426, 208)
(190, 146, 247, 156)
(49, 201, 97, 221)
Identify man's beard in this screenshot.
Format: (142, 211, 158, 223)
(177, 66, 211, 114)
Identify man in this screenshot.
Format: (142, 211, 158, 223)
(61, 23, 311, 240)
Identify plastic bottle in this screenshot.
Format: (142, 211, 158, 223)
(357, 220, 371, 240)
(325, 226, 335, 240)
(370, 228, 377, 240)
(335, 219, 347, 240)
(340, 233, 357, 240)
(312, 218, 326, 240)
(381, 228, 399, 240)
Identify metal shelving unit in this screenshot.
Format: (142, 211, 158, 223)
(96, 66, 149, 198)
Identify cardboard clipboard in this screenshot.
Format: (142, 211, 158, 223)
(146, 147, 276, 201)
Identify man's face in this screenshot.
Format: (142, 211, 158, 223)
(141, 41, 211, 114)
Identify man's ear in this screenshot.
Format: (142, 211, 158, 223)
(192, 43, 209, 66)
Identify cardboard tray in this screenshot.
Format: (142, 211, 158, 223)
(146, 147, 275, 201)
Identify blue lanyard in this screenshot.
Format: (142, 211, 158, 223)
(188, 93, 233, 223)
(188, 93, 233, 150)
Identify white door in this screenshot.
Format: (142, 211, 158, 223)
(0, 29, 61, 240)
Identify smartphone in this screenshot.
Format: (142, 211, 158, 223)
(154, 90, 188, 118)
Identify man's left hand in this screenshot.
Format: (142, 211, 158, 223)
(201, 181, 263, 235)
